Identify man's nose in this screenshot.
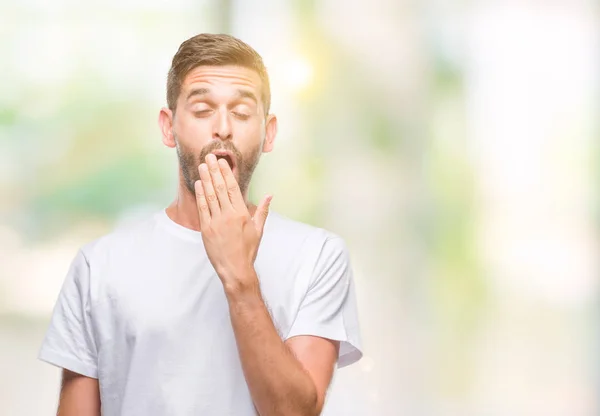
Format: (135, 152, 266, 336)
(213, 107, 232, 141)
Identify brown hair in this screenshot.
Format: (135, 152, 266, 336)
(167, 33, 271, 115)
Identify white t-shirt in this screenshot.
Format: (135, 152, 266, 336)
(39, 209, 362, 415)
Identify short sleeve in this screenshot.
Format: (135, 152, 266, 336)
(286, 236, 363, 368)
(38, 249, 98, 378)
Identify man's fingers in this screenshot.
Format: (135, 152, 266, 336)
(199, 163, 220, 216)
(206, 154, 232, 212)
(252, 194, 273, 233)
(194, 180, 210, 226)
(218, 158, 245, 210)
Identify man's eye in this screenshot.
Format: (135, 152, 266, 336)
(233, 112, 250, 120)
(194, 109, 212, 117)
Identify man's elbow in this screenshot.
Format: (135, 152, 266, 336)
(264, 378, 322, 416)
(280, 387, 321, 416)
(302, 385, 323, 416)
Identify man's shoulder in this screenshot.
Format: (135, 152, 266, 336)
(79, 210, 159, 263)
(265, 211, 345, 251)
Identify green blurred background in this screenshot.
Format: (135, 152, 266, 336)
(1, 0, 598, 414)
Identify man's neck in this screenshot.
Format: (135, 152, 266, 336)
(166, 178, 257, 232)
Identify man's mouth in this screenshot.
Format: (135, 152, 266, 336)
(210, 150, 236, 171)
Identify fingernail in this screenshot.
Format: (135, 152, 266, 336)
(200, 163, 208, 171)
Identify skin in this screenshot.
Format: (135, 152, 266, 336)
(56, 370, 100, 415)
(57, 65, 339, 416)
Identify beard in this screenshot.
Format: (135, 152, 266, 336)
(176, 136, 262, 200)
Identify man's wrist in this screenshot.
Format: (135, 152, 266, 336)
(222, 267, 261, 301)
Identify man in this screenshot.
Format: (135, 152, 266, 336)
(39, 33, 362, 415)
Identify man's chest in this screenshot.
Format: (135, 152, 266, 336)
(88, 250, 304, 355)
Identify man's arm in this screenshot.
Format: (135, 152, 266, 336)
(285, 334, 340, 412)
(226, 277, 338, 416)
(56, 369, 100, 416)
(195, 155, 341, 415)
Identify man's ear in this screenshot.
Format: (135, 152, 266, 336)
(262, 114, 278, 153)
(159, 107, 176, 148)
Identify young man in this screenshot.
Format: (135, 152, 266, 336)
(39, 33, 362, 416)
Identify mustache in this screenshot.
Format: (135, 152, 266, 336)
(198, 141, 243, 162)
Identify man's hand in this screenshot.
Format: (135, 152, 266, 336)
(194, 153, 272, 293)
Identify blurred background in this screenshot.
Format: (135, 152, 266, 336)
(1, 0, 598, 414)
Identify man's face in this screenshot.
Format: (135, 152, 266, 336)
(163, 65, 276, 199)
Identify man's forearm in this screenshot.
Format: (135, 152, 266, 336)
(225, 270, 319, 416)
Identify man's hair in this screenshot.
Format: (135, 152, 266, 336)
(167, 33, 271, 115)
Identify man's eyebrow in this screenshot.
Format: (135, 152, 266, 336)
(186, 87, 258, 104)
(186, 88, 210, 101)
(236, 89, 258, 104)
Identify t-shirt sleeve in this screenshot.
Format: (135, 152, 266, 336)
(38, 249, 98, 378)
(285, 236, 363, 368)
